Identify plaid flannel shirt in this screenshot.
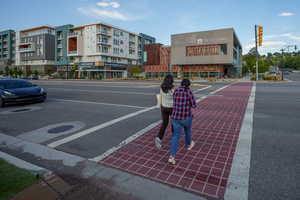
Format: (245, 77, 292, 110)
(171, 86, 197, 120)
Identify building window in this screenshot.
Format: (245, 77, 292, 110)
(100, 46, 109, 53)
(113, 30, 119, 37)
(120, 40, 123, 45)
(113, 48, 119, 54)
(220, 44, 227, 55)
(101, 56, 108, 61)
(113, 39, 119, 45)
(112, 57, 117, 62)
(186, 45, 220, 56)
(120, 32, 123, 36)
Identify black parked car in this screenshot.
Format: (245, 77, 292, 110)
(0, 78, 47, 107)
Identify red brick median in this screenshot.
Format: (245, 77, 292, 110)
(100, 82, 252, 198)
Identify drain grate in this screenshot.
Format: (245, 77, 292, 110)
(48, 125, 75, 134)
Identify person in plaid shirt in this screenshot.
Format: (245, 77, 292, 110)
(168, 79, 197, 165)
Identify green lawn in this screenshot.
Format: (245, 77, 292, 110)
(0, 159, 38, 200)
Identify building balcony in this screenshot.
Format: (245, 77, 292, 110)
(97, 40, 112, 45)
(57, 44, 63, 48)
(68, 32, 81, 37)
(68, 50, 78, 55)
(19, 41, 32, 45)
(97, 29, 112, 36)
(57, 35, 64, 40)
(19, 47, 35, 52)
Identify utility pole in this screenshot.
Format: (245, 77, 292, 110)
(255, 25, 259, 80)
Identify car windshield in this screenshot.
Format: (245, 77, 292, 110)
(0, 80, 33, 89)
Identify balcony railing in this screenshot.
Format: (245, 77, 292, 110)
(97, 40, 111, 45)
(19, 48, 34, 52)
(57, 44, 63, 48)
(68, 50, 77, 54)
(68, 32, 81, 36)
(97, 29, 112, 36)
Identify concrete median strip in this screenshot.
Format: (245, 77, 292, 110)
(224, 82, 256, 200)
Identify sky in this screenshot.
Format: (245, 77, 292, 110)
(1, 0, 300, 55)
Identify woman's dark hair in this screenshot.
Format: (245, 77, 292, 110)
(161, 74, 174, 93)
(181, 79, 191, 89)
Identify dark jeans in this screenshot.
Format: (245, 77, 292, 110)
(157, 106, 173, 140)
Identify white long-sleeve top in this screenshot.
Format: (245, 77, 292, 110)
(160, 88, 174, 108)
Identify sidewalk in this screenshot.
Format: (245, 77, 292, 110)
(100, 82, 253, 199)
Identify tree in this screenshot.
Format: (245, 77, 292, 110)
(33, 70, 39, 76)
(17, 69, 23, 78)
(0, 70, 3, 75)
(4, 66, 9, 76)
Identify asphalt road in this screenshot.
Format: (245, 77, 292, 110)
(0, 80, 229, 159)
(249, 81, 300, 200)
(1, 78, 300, 199)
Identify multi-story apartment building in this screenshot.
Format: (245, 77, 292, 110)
(66, 22, 141, 79)
(1, 22, 155, 78)
(55, 24, 74, 68)
(138, 33, 156, 65)
(0, 30, 16, 71)
(15, 26, 56, 74)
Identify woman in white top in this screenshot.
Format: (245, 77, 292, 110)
(155, 75, 174, 149)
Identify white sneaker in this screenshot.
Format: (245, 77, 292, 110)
(187, 141, 195, 151)
(168, 156, 176, 165)
(155, 137, 162, 149)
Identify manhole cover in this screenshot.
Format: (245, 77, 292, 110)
(48, 125, 74, 134)
(12, 108, 31, 112)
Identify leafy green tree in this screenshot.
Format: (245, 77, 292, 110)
(4, 66, 9, 76)
(33, 70, 39, 76)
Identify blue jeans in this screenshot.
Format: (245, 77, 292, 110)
(170, 116, 193, 157)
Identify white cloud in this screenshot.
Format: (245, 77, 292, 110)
(110, 2, 120, 8)
(244, 40, 288, 55)
(96, 1, 120, 8)
(278, 12, 294, 17)
(78, 7, 129, 20)
(264, 33, 300, 42)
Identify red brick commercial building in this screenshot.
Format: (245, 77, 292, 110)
(144, 28, 242, 78)
(144, 44, 175, 77)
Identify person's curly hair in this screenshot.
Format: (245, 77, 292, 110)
(161, 74, 174, 93)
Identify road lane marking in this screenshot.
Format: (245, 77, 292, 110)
(194, 85, 212, 93)
(91, 83, 233, 161)
(41, 84, 159, 88)
(34, 80, 161, 86)
(47, 88, 155, 96)
(89, 120, 162, 162)
(224, 82, 256, 200)
(47, 105, 158, 148)
(51, 98, 148, 109)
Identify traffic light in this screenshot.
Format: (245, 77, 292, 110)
(257, 25, 263, 46)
